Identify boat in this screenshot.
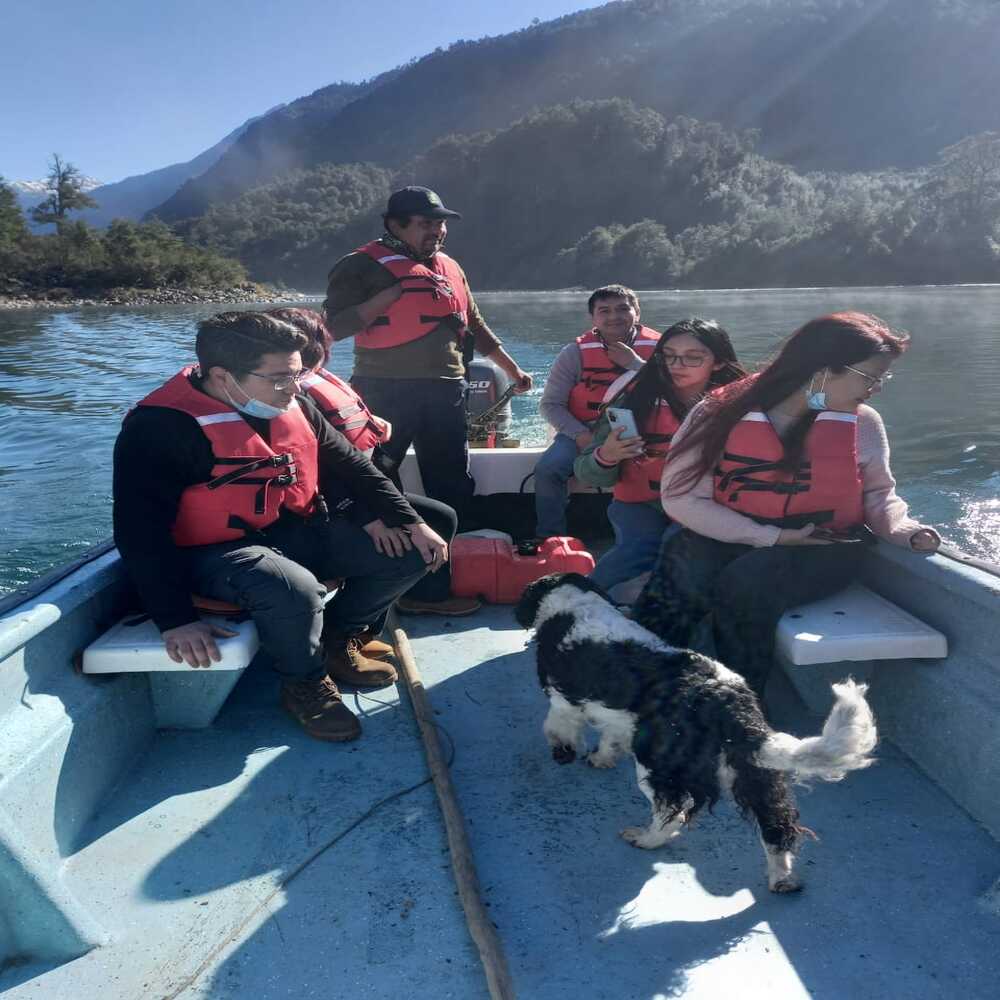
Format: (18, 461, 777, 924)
(1, 447, 999, 999)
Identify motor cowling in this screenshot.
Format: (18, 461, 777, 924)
(466, 358, 513, 444)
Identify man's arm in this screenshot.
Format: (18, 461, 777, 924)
(302, 396, 423, 527)
(323, 251, 401, 341)
(463, 277, 533, 392)
(539, 343, 591, 439)
(112, 408, 208, 632)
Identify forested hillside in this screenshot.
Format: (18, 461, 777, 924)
(176, 100, 1000, 290)
(154, 0, 1000, 223)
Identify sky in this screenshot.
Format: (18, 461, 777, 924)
(1, 0, 600, 185)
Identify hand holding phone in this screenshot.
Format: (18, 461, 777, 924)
(601, 407, 645, 464)
(606, 406, 641, 440)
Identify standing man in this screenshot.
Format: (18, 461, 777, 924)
(533, 285, 660, 539)
(324, 186, 532, 527)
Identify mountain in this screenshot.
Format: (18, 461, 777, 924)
(152, 78, 389, 222)
(8, 109, 277, 231)
(152, 0, 1000, 223)
(75, 109, 283, 227)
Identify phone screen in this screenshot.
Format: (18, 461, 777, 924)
(607, 407, 640, 439)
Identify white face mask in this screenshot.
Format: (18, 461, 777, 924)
(224, 376, 288, 420)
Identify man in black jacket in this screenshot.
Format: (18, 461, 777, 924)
(113, 311, 448, 742)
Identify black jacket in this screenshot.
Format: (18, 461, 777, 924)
(113, 386, 420, 631)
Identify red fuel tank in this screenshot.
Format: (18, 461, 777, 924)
(450, 536, 596, 604)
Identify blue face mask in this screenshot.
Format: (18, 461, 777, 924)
(806, 371, 829, 411)
(224, 378, 288, 421)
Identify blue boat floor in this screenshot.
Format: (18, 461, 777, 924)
(6, 605, 1000, 999)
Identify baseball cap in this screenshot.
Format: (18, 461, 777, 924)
(385, 186, 462, 220)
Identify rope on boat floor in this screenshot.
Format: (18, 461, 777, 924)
(390, 610, 517, 1000)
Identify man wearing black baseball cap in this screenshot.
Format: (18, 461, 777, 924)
(324, 187, 532, 613)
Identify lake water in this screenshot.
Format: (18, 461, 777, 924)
(1, 287, 998, 596)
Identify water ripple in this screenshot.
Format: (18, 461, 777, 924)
(2, 289, 999, 592)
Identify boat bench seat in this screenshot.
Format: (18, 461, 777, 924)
(775, 582, 948, 709)
(777, 583, 947, 665)
(81, 580, 343, 729)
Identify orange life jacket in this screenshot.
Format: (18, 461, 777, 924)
(355, 240, 470, 349)
(713, 410, 864, 531)
(299, 368, 386, 455)
(137, 367, 320, 547)
(613, 398, 681, 504)
(566, 327, 661, 424)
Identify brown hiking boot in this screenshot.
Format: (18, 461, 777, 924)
(396, 595, 483, 616)
(326, 638, 398, 688)
(280, 675, 361, 742)
(357, 627, 394, 661)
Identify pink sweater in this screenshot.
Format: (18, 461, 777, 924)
(661, 403, 930, 549)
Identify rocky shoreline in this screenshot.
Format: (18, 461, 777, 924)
(0, 283, 315, 311)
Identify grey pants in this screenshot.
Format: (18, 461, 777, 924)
(182, 515, 430, 681)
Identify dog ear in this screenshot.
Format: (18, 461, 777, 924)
(557, 572, 612, 602)
(515, 576, 550, 628)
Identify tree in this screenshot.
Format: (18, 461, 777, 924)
(0, 177, 28, 253)
(934, 131, 1000, 221)
(30, 154, 98, 232)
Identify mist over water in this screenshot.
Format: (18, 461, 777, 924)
(1, 286, 998, 595)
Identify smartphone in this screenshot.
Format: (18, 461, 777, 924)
(811, 528, 863, 543)
(606, 406, 641, 440)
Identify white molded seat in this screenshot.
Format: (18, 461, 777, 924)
(83, 613, 258, 674)
(776, 583, 947, 666)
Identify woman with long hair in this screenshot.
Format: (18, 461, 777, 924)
(573, 318, 747, 593)
(634, 311, 940, 696)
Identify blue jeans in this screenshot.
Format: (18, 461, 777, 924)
(534, 433, 579, 536)
(590, 500, 677, 592)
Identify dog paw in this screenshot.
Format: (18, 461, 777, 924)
(585, 751, 618, 769)
(620, 826, 657, 849)
(769, 876, 803, 894)
(551, 744, 577, 765)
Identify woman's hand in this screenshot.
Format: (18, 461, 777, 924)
(597, 426, 645, 464)
(776, 524, 833, 546)
(910, 528, 940, 553)
(407, 522, 449, 571)
(363, 518, 413, 557)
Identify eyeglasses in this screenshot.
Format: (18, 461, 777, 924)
(660, 352, 711, 368)
(245, 370, 307, 392)
(841, 364, 894, 389)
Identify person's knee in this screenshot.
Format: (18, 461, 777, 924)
(535, 444, 574, 483)
(228, 552, 325, 617)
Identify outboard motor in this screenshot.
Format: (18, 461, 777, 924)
(466, 358, 514, 447)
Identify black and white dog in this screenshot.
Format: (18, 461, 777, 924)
(515, 573, 878, 893)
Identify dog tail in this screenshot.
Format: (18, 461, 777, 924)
(756, 679, 877, 782)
